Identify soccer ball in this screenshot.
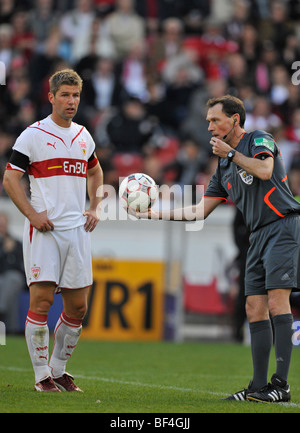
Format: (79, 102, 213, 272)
(119, 173, 158, 212)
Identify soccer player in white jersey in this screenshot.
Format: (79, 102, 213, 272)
(3, 69, 103, 392)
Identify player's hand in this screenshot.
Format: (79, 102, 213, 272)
(83, 209, 99, 232)
(30, 210, 54, 232)
(210, 137, 231, 158)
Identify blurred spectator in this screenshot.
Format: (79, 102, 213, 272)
(225, 52, 252, 92)
(1, 69, 34, 134)
(272, 125, 299, 173)
(163, 138, 206, 201)
(162, 45, 203, 85)
(0, 24, 13, 74)
(0, 213, 25, 333)
(279, 81, 300, 126)
(180, 77, 228, 153)
(244, 95, 282, 132)
(138, 0, 180, 22)
(1, 64, 31, 135)
(134, 0, 159, 34)
(179, 0, 210, 34)
(249, 0, 270, 21)
(286, 107, 300, 145)
(236, 83, 256, 113)
(254, 40, 279, 94)
(183, 19, 238, 80)
(121, 41, 149, 101)
(60, 0, 96, 63)
(10, 9, 36, 61)
(265, 0, 294, 53)
(225, 0, 250, 42)
(161, 48, 204, 129)
(209, 0, 233, 25)
(136, 0, 210, 35)
(29, 27, 69, 106)
(147, 17, 184, 78)
(281, 30, 300, 71)
(94, 0, 116, 15)
(288, 0, 300, 21)
(80, 56, 124, 120)
(145, 76, 171, 128)
(106, 0, 145, 61)
(0, 0, 18, 25)
(0, 131, 15, 193)
(288, 155, 300, 200)
(29, 0, 60, 54)
(270, 64, 290, 108)
(106, 96, 155, 153)
(238, 23, 261, 80)
(75, 16, 116, 80)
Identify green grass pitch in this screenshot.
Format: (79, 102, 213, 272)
(0, 336, 299, 414)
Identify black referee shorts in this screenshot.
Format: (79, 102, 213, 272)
(245, 214, 300, 296)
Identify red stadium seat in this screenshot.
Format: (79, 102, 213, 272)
(183, 276, 231, 315)
(113, 153, 144, 178)
(155, 138, 179, 164)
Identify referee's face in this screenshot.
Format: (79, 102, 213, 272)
(206, 103, 234, 141)
(49, 85, 81, 126)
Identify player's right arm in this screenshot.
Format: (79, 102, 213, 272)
(3, 169, 54, 232)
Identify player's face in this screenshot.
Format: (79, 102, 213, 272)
(49, 85, 81, 125)
(206, 103, 233, 140)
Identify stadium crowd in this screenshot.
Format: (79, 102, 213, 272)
(1, 0, 300, 198)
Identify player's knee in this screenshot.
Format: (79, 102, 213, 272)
(29, 283, 55, 315)
(31, 298, 54, 315)
(76, 304, 87, 320)
(66, 303, 87, 320)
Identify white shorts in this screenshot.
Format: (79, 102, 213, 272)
(23, 219, 93, 290)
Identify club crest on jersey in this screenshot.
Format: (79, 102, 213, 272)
(31, 265, 41, 280)
(79, 138, 87, 155)
(237, 168, 253, 185)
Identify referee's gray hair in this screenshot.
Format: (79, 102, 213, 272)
(49, 69, 83, 95)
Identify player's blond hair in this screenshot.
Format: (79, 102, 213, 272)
(49, 69, 83, 95)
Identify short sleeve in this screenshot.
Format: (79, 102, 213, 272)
(204, 170, 228, 202)
(250, 132, 277, 160)
(12, 128, 32, 159)
(6, 128, 33, 172)
(84, 127, 96, 160)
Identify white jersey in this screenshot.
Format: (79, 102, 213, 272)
(9, 116, 97, 230)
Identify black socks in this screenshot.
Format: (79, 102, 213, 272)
(249, 319, 273, 391)
(249, 314, 294, 390)
(272, 313, 294, 382)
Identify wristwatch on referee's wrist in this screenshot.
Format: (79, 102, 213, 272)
(227, 149, 236, 163)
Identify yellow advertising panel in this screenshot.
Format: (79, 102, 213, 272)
(82, 259, 165, 341)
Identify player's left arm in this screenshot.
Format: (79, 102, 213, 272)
(210, 137, 274, 180)
(84, 158, 103, 232)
